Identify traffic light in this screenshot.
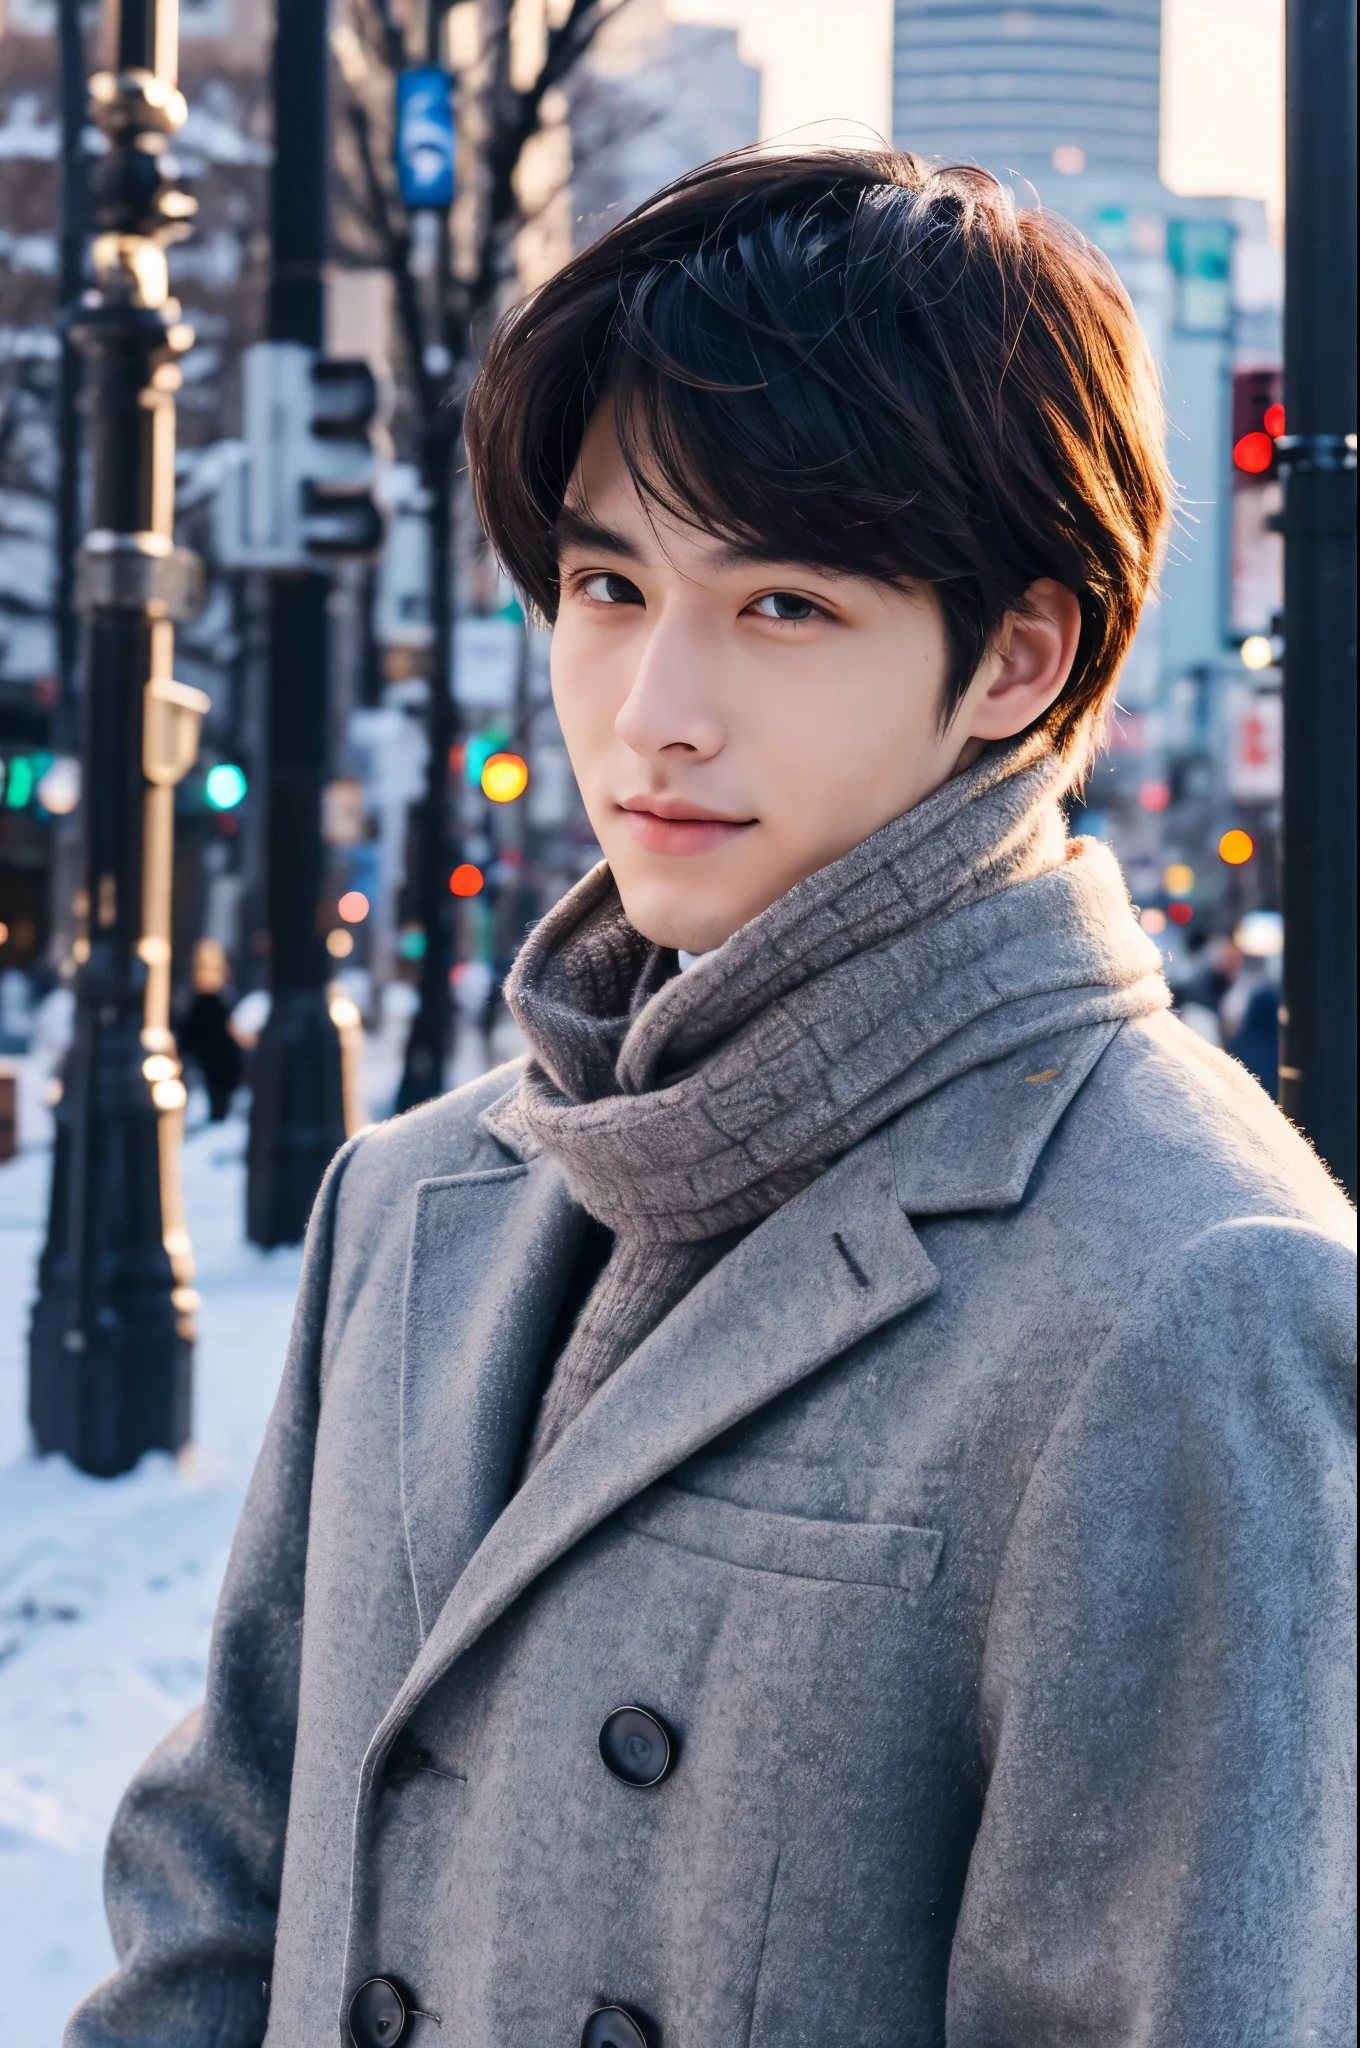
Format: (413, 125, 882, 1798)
(215, 342, 386, 569)
(204, 762, 248, 810)
(1232, 367, 1284, 480)
(1229, 365, 1285, 644)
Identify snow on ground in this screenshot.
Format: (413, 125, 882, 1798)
(0, 1112, 303, 2040)
(0, 1015, 521, 2042)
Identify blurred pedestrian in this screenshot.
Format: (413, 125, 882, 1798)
(1220, 911, 1283, 1098)
(176, 937, 242, 1122)
(1228, 983, 1281, 1096)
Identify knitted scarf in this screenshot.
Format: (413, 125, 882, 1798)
(505, 734, 1168, 1470)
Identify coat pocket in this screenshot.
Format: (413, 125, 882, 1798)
(621, 1482, 943, 1599)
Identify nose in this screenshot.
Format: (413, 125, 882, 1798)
(612, 602, 725, 762)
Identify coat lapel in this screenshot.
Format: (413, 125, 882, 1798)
(398, 1157, 585, 1639)
(371, 1118, 939, 1763)
(888, 1021, 1121, 1212)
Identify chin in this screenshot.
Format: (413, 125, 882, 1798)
(613, 876, 732, 955)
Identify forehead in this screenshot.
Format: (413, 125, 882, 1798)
(558, 407, 789, 574)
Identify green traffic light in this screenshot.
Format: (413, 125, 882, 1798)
(464, 729, 511, 789)
(4, 755, 34, 808)
(205, 762, 248, 810)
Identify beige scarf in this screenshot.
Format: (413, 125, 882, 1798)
(506, 734, 1168, 1469)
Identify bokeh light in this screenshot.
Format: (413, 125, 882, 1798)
(326, 928, 354, 958)
(205, 762, 248, 810)
(1232, 431, 1274, 474)
(464, 730, 511, 789)
(1239, 635, 1273, 671)
(1168, 902, 1193, 925)
(36, 756, 80, 815)
(1138, 779, 1171, 813)
(338, 890, 369, 923)
(481, 752, 529, 803)
(1218, 828, 1255, 866)
(1162, 862, 1195, 895)
(1263, 402, 1285, 438)
(1139, 907, 1167, 935)
(450, 863, 485, 897)
(1235, 911, 1283, 958)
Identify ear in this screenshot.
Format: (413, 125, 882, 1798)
(956, 579, 1083, 743)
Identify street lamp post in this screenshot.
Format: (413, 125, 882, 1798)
(55, 0, 88, 754)
(1278, 0, 1358, 1198)
(244, 0, 349, 1247)
(29, 0, 208, 1476)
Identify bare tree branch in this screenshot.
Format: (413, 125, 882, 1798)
(344, 94, 436, 419)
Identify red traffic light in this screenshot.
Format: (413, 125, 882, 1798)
(1231, 368, 1283, 480)
(1233, 431, 1274, 475)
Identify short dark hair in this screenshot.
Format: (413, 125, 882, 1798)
(465, 148, 1171, 762)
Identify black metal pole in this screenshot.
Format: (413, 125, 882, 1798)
(394, 401, 459, 1109)
(245, 0, 348, 1244)
(30, 0, 199, 1474)
(1278, 0, 1358, 1197)
(395, 0, 460, 1112)
(54, 0, 87, 755)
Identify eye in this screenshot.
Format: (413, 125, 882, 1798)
(580, 571, 644, 606)
(750, 591, 820, 622)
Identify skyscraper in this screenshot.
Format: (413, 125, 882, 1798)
(893, 1, 1161, 190)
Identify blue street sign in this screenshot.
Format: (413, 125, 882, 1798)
(395, 69, 455, 209)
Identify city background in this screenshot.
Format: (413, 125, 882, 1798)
(0, 0, 1317, 2032)
(0, 0, 1291, 1113)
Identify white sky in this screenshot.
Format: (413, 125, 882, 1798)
(668, 0, 1286, 225)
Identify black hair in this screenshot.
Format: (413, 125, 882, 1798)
(465, 147, 1170, 759)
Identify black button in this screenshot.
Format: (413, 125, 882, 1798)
(348, 1977, 407, 2048)
(598, 1706, 674, 1788)
(582, 2005, 652, 2048)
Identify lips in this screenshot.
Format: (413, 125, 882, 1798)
(618, 797, 754, 857)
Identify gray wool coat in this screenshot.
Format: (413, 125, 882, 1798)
(68, 1011, 1356, 2048)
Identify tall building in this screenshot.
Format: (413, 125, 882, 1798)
(894, 0, 1160, 189)
(568, 0, 761, 249)
(893, 0, 1285, 1027)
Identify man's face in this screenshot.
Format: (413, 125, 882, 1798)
(550, 409, 1076, 952)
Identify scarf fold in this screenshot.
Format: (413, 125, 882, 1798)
(506, 734, 1168, 1470)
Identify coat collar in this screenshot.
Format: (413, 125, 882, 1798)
(887, 1019, 1121, 1214)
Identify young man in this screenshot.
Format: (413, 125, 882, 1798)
(70, 151, 1355, 2048)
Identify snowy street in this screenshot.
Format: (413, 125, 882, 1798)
(0, 1111, 302, 2039)
(0, 1011, 521, 2040)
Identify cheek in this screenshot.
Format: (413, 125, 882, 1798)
(549, 620, 626, 763)
(757, 639, 950, 846)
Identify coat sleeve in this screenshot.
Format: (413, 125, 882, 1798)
(64, 1133, 366, 2048)
(947, 1216, 1357, 2048)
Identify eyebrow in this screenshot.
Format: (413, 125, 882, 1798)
(554, 507, 645, 562)
(554, 504, 837, 580)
